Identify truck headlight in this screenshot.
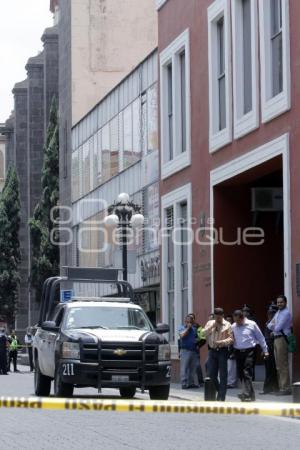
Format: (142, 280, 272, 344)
(62, 342, 80, 359)
(158, 344, 171, 361)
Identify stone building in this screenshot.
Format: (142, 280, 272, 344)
(4, 25, 59, 332)
(55, 0, 158, 271)
(0, 124, 6, 191)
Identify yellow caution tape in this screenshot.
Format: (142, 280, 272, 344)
(0, 397, 299, 416)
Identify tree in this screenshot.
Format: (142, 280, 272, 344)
(29, 97, 60, 301)
(0, 168, 21, 322)
(1, 166, 21, 265)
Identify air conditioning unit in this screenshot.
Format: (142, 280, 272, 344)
(251, 188, 283, 212)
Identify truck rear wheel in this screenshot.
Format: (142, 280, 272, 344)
(119, 387, 136, 399)
(54, 368, 74, 398)
(34, 358, 51, 397)
(149, 385, 170, 400)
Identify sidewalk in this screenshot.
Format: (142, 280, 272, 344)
(169, 383, 293, 403)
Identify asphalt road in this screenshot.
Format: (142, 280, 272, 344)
(0, 367, 300, 450)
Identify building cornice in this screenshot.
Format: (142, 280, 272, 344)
(41, 25, 58, 43)
(156, 0, 168, 11)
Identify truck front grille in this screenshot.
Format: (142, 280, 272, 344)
(81, 342, 157, 365)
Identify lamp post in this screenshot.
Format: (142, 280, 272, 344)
(104, 193, 144, 281)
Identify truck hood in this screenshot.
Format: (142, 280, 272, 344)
(65, 328, 151, 343)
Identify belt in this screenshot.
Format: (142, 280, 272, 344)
(210, 347, 227, 352)
(274, 335, 285, 340)
(234, 347, 255, 353)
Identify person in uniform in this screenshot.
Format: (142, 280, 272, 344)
(0, 328, 8, 375)
(8, 330, 20, 372)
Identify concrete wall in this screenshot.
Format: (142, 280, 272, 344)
(58, 0, 73, 270)
(71, 0, 158, 125)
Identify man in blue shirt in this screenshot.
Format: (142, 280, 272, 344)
(267, 295, 292, 395)
(232, 310, 269, 402)
(179, 315, 199, 389)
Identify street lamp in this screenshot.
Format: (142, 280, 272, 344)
(104, 193, 144, 281)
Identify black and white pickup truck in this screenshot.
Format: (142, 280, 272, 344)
(33, 268, 171, 399)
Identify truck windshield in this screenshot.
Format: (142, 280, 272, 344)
(64, 306, 153, 331)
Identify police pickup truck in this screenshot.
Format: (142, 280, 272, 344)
(33, 268, 171, 399)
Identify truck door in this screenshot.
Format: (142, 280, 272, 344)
(46, 307, 65, 378)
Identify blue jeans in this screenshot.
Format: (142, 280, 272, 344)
(207, 348, 228, 401)
(180, 349, 199, 386)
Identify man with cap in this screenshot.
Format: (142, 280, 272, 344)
(204, 308, 233, 401)
(0, 328, 8, 375)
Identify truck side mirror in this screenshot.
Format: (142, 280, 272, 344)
(155, 323, 170, 334)
(41, 321, 59, 332)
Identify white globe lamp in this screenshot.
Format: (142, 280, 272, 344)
(104, 214, 119, 229)
(118, 192, 130, 205)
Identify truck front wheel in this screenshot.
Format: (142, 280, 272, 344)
(34, 358, 51, 397)
(54, 368, 74, 398)
(119, 387, 136, 399)
(149, 385, 170, 400)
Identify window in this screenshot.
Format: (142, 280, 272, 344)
(110, 116, 119, 178)
(161, 184, 192, 344)
(259, 0, 290, 122)
(270, 0, 283, 96)
(180, 202, 188, 320)
(147, 84, 159, 152)
(180, 53, 186, 153)
(167, 64, 173, 161)
(160, 29, 191, 179)
(71, 150, 79, 202)
(208, 0, 232, 152)
(166, 206, 175, 342)
(217, 17, 226, 131)
(101, 124, 110, 183)
(82, 142, 90, 195)
(232, 0, 259, 138)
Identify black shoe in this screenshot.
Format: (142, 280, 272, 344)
(188, 384, 200, 389)
(227, 385, 236, 389)
(182, 385, 189, 389)
(238, 393, 255, 402)
(275, 390, 292, 396)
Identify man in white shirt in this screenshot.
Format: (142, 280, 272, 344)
(267, 295, 292, 395)
(232, 310, 269, 402)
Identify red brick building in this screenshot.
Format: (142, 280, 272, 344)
(157, 0, 300, 377)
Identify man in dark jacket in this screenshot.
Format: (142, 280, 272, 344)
(0, 328, 8, 375)
(261, 305, 279, 394)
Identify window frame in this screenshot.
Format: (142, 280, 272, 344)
(208, 0, 232, 152)
(160, 29, 191, 179)
(259, 0, 291, 123)
(161, 183, 192, 344)
(232, 0, 259, 139)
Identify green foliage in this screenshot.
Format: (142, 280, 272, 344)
(29, 97, 60, 301)
(0, 168, 21, 320)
